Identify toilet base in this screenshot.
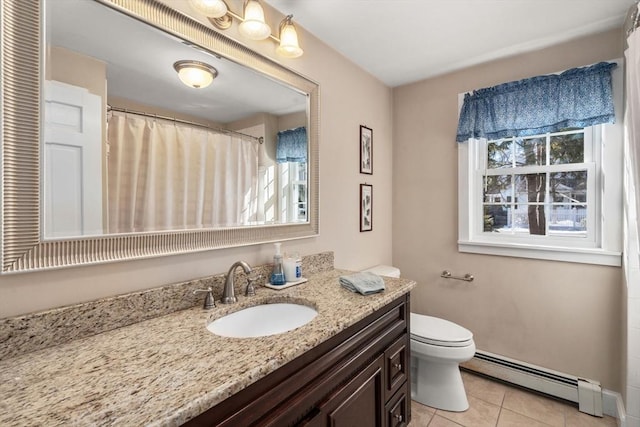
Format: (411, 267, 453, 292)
(411, 355, 469, 412)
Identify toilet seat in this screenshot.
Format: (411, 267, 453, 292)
(410, 313, 473, 348)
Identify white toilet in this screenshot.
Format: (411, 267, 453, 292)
(363, 265, 476, 412)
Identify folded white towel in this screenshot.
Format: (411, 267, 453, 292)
(339, 272, 385, 295)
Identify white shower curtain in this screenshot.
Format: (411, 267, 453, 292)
(107, 112, 259, 233)
(627, 25, 640, 221)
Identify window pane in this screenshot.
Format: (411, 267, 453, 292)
(297, 162, 307, 180)
(550, 171, 587, 203)
(483, 175, 511, 203)
(550, 132, 584, 164)
(483, 205, 510, 232)
(548, 204, 587, 235)
(515, 136, 546, 166)
(512, 209, 531, 233)
(515, 174, 546, 203)
(487, 140, 512, 169)
(513, 205, 547, 235)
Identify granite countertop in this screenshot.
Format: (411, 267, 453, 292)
(0, 269, 415, 426)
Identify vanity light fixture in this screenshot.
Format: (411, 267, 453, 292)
(173, 60, 218, 89)
(204, 0, 304, 58)
(238, 0, 271, 40)
(188, 0, 228, 18)
(276, 15, 303, 58)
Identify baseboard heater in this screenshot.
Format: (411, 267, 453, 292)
(461, 350, 603, 416)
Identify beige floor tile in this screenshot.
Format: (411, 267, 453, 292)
(461, 371, 508, 406)
(497, 408, 552, 427)
(412, 375, 619, 427)
(564, 409, 618, 427)
(436, 394, 501, 427)
(501, 388, 566, 427)
(411, 401, 435, 426)
(428, 414, 465, 427)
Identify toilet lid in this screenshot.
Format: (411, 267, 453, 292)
(410, 313, 473, 347)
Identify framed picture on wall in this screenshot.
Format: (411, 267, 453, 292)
(360, 125, 373, 174)
(360, 184, 373, 232)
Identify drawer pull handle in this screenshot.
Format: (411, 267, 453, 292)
(393, 362, 402, 370)
(394, 414, 403, 422)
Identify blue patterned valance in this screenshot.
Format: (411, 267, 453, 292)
(456, 62, 617, 142)
(277, 126, 307, 163)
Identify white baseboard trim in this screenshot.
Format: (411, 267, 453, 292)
(606, 389, 627, 427)
(462, 350, 625, 422)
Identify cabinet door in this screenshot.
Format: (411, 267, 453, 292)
(318, 355, 385, 427)
(298, 410, 324, 427)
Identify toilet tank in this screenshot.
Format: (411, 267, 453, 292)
(363, 265, 401, 278)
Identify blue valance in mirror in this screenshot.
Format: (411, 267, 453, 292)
(277, 127, 307, 163)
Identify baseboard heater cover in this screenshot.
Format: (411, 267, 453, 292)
(461, 350, 603, 417)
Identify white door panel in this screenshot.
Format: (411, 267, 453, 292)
(44, 80, 103, 238)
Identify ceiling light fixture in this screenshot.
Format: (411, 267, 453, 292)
(199, 0, 304, 58)
(173, 60, 218, 89)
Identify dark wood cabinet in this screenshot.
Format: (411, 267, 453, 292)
(318, 355, 385, 426)
(184, 293, 411, 427)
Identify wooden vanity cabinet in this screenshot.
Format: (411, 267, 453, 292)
(184, 293, 411, 427)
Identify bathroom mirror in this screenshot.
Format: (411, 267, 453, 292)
(0, 0, 319, 273)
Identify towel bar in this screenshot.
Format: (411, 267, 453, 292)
(441, 270, 474, 282)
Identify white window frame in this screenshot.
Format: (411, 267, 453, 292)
(278, 161, 308, 223)
(457, 61, 623, 266)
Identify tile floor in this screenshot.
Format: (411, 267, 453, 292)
(409, 370, 618, 427)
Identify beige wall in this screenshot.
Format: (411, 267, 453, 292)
(0, 2, 393, 317)
(393, 28, 623, 390)
(47, 46, 107, 97)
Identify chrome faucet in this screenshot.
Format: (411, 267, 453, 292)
(222, 261, 252, 304)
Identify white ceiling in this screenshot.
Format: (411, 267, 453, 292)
(267, 0, 636, 87)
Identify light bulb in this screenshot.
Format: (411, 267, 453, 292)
(188, 0, 228, 18)
(239, 0, 271, 40)
(276, 17, 303, 58)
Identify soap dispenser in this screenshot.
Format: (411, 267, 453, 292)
(270, 242, 286, 285)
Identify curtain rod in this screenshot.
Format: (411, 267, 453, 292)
(625, 1, 640, 39)
(107, 105, 264, 144)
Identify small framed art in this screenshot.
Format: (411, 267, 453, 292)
(360, 184, 373, 232)
(360, 125, 372, 174)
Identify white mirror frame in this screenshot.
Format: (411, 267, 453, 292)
(0, 0, 319, 274)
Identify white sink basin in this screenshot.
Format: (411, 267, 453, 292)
(207, 303, 317, 338)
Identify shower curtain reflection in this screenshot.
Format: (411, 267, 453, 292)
(107, 112, 259, 233)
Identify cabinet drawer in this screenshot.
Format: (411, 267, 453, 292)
(385, 383, 409, 427)
(385, 335, 408, 401)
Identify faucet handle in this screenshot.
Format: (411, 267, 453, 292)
(245, 274, 262, 297)
(193, 287, 215, 309)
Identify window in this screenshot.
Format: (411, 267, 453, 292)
(458, 64, 623, 266)
(279, 161, 307, 222)
(482, 128, 594, 240)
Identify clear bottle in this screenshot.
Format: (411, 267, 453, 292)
(283, 253, 297, 283)
(294, 252, 302, 279)
(270, 242, 286, 285)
